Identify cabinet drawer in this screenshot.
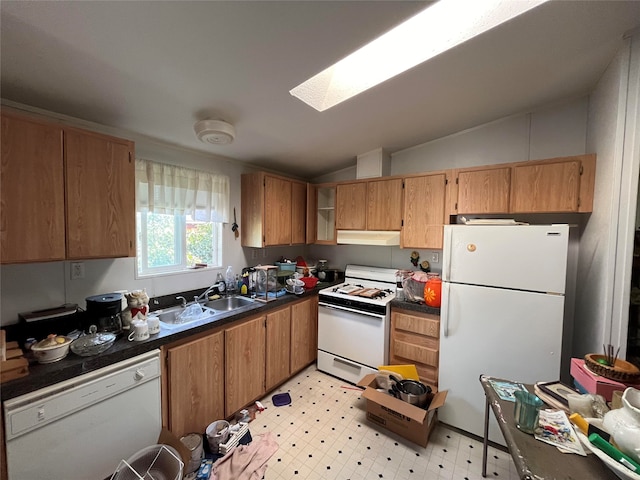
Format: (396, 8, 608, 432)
(392, 339, 438, 367)
(394, 312, 439, 338)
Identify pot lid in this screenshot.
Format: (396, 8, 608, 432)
(32, 335, 71, 351)
(70, 325, 115, 355)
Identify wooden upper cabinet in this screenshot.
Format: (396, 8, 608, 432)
(241, 172, 308, 247)
(510, 155, 594, 213)
(401, 174, 447, 249)
(264, 175, 292, 246)
(336, 178, 401, 231)
(306, 184, 318, 245)
(456, 167, 511, 214)
(367, 178, 403, 230)
(291, 180, 307, 244)
(64, 128, 135, 259)
(336, 182, 367, 230)
(1, 112, 66, 263)
(1, 111, 135, 263)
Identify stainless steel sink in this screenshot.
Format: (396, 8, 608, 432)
(204, 296, 256, 312)
(156, 305, 216, 327)
(156, 296, 260, 330)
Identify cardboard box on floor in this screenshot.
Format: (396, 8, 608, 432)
(357, 374, 447, 447)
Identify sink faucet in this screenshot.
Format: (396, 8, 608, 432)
(195, 282, 224, 303)
(176, 296, 187, 308)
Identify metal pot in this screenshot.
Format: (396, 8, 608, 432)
(390, 375, 431, 408)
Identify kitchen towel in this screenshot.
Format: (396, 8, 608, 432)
(212, 432, 278, 480)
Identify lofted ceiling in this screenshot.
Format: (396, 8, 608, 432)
(2, 1, 640, 179)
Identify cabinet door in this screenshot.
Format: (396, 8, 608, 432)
(265, 307, 291, 390)
(64, 128, 135, 259)
(241, 173, 265, 248)
(167, 331, 224, 437)
(264, 176, 292, 246)
(511, 159, 581, 213)
(401, 174, 446, 249)
(291, 297, 318, 373)
(1, 113, 66, 263)
(457, 167, 510, 214)
(367, 178, 403, 230)
(336, 182, 367, 230)
(306, 184, 317, 245)
(390, 309, 439, 387)
(225, 316, 266, 416)
(291, 181, 307, 244)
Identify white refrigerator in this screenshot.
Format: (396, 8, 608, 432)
(439, 224, 573, 445)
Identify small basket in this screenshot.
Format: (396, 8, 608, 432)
(584, 353, 640, 382)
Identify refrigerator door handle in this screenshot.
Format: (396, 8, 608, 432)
(443, 226, 453, 281)
(442, 281, 451, 337)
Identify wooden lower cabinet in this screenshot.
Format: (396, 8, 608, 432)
(165, 330, 225, 438)
(291, 297, 318, 373)
(163, 296, 318, 430)
(225, 315, 266, 416)
(390, 308, 440, 387)
(265, 307, 292, 390)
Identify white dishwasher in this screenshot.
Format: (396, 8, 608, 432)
(4, 349, 162, 480)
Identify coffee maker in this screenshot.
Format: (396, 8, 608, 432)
(85, 293, 123, 335)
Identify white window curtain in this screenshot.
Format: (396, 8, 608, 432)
(135, 158, 230, 223)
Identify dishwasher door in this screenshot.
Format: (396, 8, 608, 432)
(4, 349, 162, 480)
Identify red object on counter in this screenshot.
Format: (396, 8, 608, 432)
(300, 276, 318, 289)
(424, 277, 442, 307)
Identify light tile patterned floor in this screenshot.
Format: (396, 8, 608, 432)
(251, 365, 520, 480)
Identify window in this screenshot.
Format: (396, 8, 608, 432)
(135, 159, 229, 277)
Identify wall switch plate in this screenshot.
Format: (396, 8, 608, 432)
(430, 252, 439, 263)
(71, 262, 85, 280)
(262, 249, 267, 258)
(251, 249, 258, 260)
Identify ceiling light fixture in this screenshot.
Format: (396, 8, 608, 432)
(290, 0, 550, 112)
(194, 119, 236, 145)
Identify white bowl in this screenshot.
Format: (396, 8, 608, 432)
(31, 336, 71, 363)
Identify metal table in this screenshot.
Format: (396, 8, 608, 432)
(480, 374, 618, 480)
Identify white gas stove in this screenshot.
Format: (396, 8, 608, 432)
(318, 265, 397, 310)
(317, 265, 398, 384)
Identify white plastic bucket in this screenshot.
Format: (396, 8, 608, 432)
(205, 420, 230, 453)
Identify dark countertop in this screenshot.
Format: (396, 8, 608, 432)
(1, 284, 331, 402)
(390, 299, 440, 316)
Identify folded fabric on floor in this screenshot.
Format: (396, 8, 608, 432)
(211, 432, 278, 480)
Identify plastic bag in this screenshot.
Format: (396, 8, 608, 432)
(178, 303, 204, 323)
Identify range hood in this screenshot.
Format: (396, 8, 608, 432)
(336, 230, 400, 246)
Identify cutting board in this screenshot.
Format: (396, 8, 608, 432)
(1, 330, 29, 383)
(378, 364, 420, 381)
(358, 288, 381, 298)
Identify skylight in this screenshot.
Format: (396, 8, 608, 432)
(290, 0, 550, 112)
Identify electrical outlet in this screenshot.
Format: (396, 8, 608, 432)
(251, 249, 258, 260)
(262, 249, 267, 258)
(71, 262, 85, 280)
(430, 252, 439, 263)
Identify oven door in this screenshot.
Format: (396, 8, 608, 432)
(317, 302, 389, 383)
